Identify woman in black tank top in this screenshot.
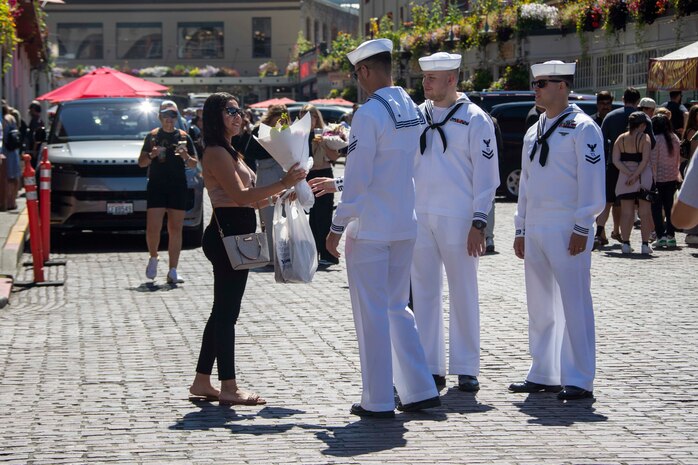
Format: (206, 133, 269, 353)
(612, 111, 654, 255)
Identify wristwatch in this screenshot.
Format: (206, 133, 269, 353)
(472, 219, 486, 231)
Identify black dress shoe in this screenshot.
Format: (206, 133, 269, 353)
(557, 386, 594, 400)
(458, 375, 480, 392)
(396, 395, 441, 412)
(432, 374, 446, 388)
(350, 403, 395, 418)
(508, 380, 562, 393)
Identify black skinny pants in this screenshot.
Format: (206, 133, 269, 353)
(651, 181, 678, 238)
(307, 168, 337, 263)
(196, 207, 256, 380)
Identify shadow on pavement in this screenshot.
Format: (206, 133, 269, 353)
(440, 387, 495, 415)
(602, 251, 656, 260)
(172, 402, 447, 455)
(170, 404, 311, 435)
(127, 282, 180, 292)
(513, 393, 607, 426)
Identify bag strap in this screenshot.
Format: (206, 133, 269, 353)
(212, 208, 225, 239)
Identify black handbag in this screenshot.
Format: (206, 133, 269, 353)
(639, 175, 658, 203)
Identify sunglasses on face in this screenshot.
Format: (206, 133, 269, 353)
(531, 79, 565, 89)
(352, 65, 367, 81)
(160, 110, 178, 119)
(224, 106, 243, 117)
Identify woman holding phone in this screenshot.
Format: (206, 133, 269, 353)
(138, 100, 198, 283)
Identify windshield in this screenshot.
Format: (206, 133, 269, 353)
(49, 100, 185, 143)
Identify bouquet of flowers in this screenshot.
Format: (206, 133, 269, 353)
(322, 123, 350, 151)
(255, 113, 315, 209)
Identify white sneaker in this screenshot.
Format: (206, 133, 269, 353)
(621, 243, 632, 254)
(167, 268, 184, 284)
(145, 257, 158, 279)
(641, 243, 653, 255)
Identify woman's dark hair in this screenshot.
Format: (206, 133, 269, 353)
(684, 106, 698, 140)
(202, 92, 240, 160)
(627, 111, 646, 131)
(652, 113, 675, 156)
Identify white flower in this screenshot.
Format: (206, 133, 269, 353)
(520, 3, 559, 27)
(198, 65, 220, 77)
(138, 66, 170, 77)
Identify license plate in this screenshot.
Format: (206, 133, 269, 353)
(107, 202, 134, 215)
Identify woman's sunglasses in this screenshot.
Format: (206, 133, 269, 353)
(225, 107, 243, 117)
(531, 79, 565, 89)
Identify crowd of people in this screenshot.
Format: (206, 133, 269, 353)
(0, 100, 46, 210)
(587, 87, 697, 253)
(181, 37, 698, 419)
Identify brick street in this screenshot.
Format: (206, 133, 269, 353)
(1, 198, 697, 464)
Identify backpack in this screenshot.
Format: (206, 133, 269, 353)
(3, 126, 22, 151)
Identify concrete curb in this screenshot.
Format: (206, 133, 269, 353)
(0, 205, 29, 309)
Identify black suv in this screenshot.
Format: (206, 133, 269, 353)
(490, 100, 622, 199)
(466, 90, 597, 113)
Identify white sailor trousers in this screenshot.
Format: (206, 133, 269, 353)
(411, 213, 480, 377)
(345, 236, 438, 412)
(524, 223, 596, 391)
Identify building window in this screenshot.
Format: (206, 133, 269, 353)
(597, 53, 624, 88)
(56, 23, 103, 60)
(626, 50, 657, 87)
(306, 18, 311, 41)
(575, 56, 593, 91)
(322, 24, 328, 44)
(252, 17, 272, 58)
(117, 23, 162, 59)
(178, 22, 224, 59)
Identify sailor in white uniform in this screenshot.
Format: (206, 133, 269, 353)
(510, 60, 606, 401)
(325, 38, 440, 418)
(411, 52, 500, 392)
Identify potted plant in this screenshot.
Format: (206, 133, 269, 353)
(581, 3, 604, 31)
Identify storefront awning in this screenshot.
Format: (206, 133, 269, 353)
(648, 41, 698, 91)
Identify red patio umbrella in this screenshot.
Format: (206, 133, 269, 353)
(37, 67, 169, 103)
(249, 97, 297, 108)
(309, 98, 354, 107)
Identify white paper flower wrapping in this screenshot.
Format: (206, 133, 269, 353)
(255, 113, 315, 209)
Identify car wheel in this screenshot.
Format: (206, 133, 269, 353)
(183, 212, 204, 248)
(504, 169, 520, 200)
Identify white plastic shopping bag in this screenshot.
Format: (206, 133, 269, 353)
(273, 195, 318, 283)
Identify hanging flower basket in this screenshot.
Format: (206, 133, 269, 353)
(581, 4, 604, 31)
(673, 0, 697, 16)
(628, 0, 669, 25)
(602, 0, 629, 31)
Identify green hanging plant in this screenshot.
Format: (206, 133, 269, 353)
(1, 1, 20, 75)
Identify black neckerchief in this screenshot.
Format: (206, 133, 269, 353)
(420, 100, 464, 155)
(530, 108, 574, 166)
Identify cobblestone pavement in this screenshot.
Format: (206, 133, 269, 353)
(1, 196, 697, 464)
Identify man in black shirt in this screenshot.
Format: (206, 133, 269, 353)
(27, 101, 45, 166)
(592, 91, 613, 127)
(660, 91, 688, 138)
